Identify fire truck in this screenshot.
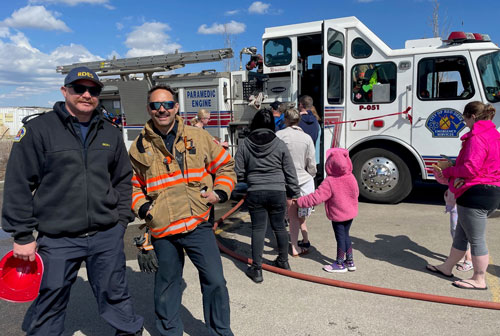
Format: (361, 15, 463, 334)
(57, 16, 500, 203)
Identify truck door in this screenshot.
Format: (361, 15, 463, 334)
(322, 20, 347, 168)
(411, 51, 478, 178)
(344, 28, 414, 203)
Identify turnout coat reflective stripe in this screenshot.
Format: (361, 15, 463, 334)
(129, 116, 235, 238)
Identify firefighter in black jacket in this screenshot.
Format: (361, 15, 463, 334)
(1, 67, 144, 335)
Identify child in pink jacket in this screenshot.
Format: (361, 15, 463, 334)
(296, 148, 359, 273)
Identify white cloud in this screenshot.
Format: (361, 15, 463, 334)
(248, 1, 270, 14)
(116, 22, 124, 30)
(0, 27, 11, 38)
(0, 86, 54, 100)
(225, 9, 239, 16)
(124, 22, 181, 57)
(29, 0, 113, 8)
(197, 20, 246, 35)
(3, 6, 71, 32)
(0, 28, 102, 102)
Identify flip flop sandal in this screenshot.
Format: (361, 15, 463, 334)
(426, 264, 453, 277)
(456, 261, 473, 272)
(292, 247, 309, 258)
(298, 240, 311, 249)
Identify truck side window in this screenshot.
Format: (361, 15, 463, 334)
(327, 63, 343, 104)
(327, 29, 344, 58)
(351, 62, 396, 103)
(417, 56, 474, 100)
(478, 51, 500, 103)
(263, 38, 292, 67)
(351, 38, 372, 59)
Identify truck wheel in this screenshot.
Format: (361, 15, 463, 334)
(352, 148, 412, 203)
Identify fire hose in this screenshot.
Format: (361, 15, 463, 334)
(213, 198, 500, 310)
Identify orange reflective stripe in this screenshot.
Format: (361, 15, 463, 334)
(185, 167, 209, 181)
(146, 171, 182, 184)
(150, 208, 211, 238)
(207, 149, 227, 173)
(132, 174, 146, 187)
(214, 176, 235, 191)
(216, 181, 234, 191)
(209, 152, 230, 174)
(146, 172, 185, 192)
(154, 221, 199, 237)
(132, 192, 146, 209)
(142, 168, 211, 193)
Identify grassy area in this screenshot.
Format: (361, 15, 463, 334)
(0, 139, 12, 181)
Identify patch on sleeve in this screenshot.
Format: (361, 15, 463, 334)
(13, 127, 26, 142)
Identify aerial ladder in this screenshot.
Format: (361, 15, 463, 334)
(56, 48, 234, 82)
(56, 48, 235, 135)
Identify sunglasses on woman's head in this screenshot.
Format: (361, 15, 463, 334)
(65, 84, 102, 97)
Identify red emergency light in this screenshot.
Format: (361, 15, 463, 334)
(446, 32, 491, 44)
(473, 33, 483, 41)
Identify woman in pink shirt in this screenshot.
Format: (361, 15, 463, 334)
(427, 101, 500, 290)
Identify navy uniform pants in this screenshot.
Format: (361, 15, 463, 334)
(23, 224, 144, 335)
(152, 221, 233, 336)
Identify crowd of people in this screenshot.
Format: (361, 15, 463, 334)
(1, 65, 499, 335)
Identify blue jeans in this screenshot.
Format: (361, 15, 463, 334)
(152, 222, 233, 336)
(246, 190, 288, 267)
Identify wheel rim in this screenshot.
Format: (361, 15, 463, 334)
(359, 156, 399, 194)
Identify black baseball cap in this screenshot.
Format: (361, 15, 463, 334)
(64, 66, 103, 87)
(270, 101, 281, 110)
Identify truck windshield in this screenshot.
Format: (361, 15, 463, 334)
(264, 38, 292, 67)
(477, 51, 500, 103)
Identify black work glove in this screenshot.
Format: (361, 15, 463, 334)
(137, 249, 158, 273)
(134, 228, 158, 273)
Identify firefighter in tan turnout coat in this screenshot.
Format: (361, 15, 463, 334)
(129, 85, 235, 336)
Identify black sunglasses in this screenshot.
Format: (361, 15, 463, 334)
(66, 84, 102, 97)
(149, 101, 176, 110)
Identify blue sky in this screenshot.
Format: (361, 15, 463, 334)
(0, 0, 499, 107)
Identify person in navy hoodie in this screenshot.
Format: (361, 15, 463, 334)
(298, 95, 320, 144)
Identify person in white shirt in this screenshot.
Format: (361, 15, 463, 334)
(277, 107, 317, 256)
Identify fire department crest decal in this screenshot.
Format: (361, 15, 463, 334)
(425, 108, 465, 138)
(13, 127, 26, 142)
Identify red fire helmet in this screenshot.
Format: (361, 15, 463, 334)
(0, 250, 44, 303)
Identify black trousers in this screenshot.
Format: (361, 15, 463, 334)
(152, 221, 233, 336)
(23, 224, 144, 335)
(246, 190, 289, 267)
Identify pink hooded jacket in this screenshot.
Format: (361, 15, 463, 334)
(297, 148, 359, 222)
(443, 120, 500, 199)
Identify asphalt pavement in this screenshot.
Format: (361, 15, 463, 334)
(1, 182, 500, 335)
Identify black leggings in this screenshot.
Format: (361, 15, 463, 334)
(246, 190, 288, 267)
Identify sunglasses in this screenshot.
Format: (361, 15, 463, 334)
(149, 101, 176, 110)
(66, 84, 102, 97)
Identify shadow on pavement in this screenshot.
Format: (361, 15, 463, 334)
(12, 267, 207, 336)
(359, 181, 448, 206)
(217, 201, 338, 271)
(351, 234, 449, 275)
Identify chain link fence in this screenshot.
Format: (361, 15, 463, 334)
(0, 129, 12, 181)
